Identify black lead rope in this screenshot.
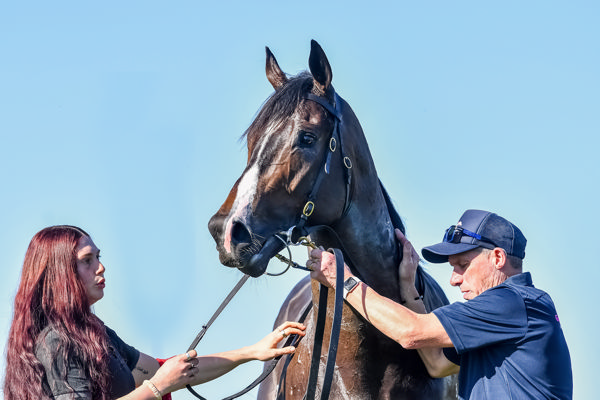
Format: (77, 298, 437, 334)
(184, 246, 346, 400)
(186, 275, 250, 400)
(321, 249, 345, 399)
(304, 248, 345, 400)
(185, 272, 310, 400)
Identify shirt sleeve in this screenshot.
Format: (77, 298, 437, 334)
(442, 346, 461, 365)
(35, 329, 93, 399)
(105, 326, 140, 370)
(433, 286, 528, 354)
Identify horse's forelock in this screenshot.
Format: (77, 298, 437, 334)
(242, 72, 314, 142)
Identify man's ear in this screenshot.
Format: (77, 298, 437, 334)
(492, 248, 507, 270)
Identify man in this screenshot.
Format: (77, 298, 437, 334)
(308, 209, 572, 399)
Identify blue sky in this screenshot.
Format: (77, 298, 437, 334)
(1, 1, 598, 399)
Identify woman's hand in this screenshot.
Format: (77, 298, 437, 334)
(139, 322, 305, 396)
(247, 321, 306, 361)
(149, 349, 199, 395)
(395, 228, 419, 284)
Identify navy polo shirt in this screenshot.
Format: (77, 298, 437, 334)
(433, 272, 572, 399)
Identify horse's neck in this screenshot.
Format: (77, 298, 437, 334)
(322, 183, 401, 301)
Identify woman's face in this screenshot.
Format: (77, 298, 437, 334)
(76, 236, 105, 305)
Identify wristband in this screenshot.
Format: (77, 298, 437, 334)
(143, 380, 162, 399)
(342, 276, 362, 300)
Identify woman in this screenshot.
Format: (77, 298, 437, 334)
(4, 225, 305, 400)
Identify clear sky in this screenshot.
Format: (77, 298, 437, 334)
(1, 1, 598, 399)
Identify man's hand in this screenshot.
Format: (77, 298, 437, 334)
(396, 228, 420, 284)
(307, 247, 352, 288)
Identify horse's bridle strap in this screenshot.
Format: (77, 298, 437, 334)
(297, 92, 352, 232)
(305, 93, 342, 120)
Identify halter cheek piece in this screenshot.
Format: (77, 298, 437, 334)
(294, 92, 353, 234)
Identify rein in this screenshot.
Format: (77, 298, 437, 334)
(184, 232, 342, 400)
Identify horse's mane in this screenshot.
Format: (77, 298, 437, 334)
(243, 72, 314, 140)
(379, 180, 406, 235)
(379, 180, 450, 311)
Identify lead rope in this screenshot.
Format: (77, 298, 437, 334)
(185, 236, 317, 400)
(185, 275, 250, 399)
(304, 248, 344, 400)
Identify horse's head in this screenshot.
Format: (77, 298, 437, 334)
(209, 41, 374, 277)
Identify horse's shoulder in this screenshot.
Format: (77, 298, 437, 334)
(272, 276, 312, 328)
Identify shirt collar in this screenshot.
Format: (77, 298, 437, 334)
(505, 271, 532, 287)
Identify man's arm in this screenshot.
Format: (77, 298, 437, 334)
(393, 229, 459, 378)
(343, 274, 458, 377)
(308, 230, 459, 378)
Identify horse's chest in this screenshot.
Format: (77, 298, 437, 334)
(280, 307, 442, 399)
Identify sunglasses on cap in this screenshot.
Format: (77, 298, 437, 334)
(443, 225, 498, 249)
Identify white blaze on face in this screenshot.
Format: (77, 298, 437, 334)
(223, 131, 273, 254)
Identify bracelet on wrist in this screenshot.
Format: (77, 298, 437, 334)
(143, 380, 162, 399)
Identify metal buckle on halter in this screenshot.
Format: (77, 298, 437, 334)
(303, 201, 315, 217)
(284, 225, 302, 245)
(343, 156, 352, 169)
(329, 137, 337, 152)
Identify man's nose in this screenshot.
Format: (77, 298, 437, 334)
(450, 271, 462, 287)
(97, 262, 105, 274)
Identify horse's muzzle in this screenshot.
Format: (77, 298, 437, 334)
(242, 234, 286, 277)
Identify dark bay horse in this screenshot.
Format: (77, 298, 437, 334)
(208, 41, 456, 399)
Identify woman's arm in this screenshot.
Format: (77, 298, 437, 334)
(131, 353, 160, 386)
(121, 321, 305, 399)
(187, 321, 305, 386)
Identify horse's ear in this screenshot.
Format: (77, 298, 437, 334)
(309, 40, 332, 94)
(266, 46, 288, 90)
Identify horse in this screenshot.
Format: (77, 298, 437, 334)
(208, 40, 457, 399)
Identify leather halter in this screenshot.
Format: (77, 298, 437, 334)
(295, 92, 353, 233)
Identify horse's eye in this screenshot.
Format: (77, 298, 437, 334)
(298, 131, 316, 146)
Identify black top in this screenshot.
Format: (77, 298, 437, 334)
(35, 325, 140, 399)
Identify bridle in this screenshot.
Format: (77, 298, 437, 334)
(294, 91, 353, 234)
(186, 90, 353, 400)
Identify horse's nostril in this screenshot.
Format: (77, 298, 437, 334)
(231, 221, 252, 245)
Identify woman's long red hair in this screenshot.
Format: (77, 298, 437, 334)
(4, 226, 111, 400)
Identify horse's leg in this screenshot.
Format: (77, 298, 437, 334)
(257, 276, 312, 400)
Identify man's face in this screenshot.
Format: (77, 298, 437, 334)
(448, 248, 498, 300)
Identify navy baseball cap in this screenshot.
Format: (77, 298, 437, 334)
(422, 209, 527, 263)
